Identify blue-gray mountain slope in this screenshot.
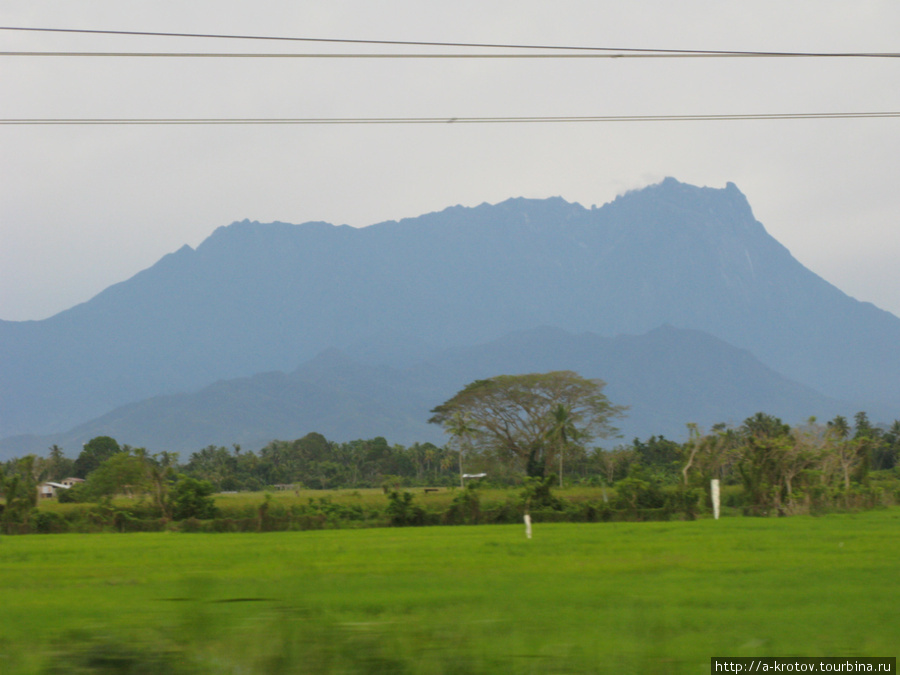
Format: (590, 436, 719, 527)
(0, 325, 854, 459)
(1, 178, 897, 439)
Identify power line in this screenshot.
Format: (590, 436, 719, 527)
(3, 112, 898, 125)
(3, 51, 898, 59)
(1, 26, 897, 58)
(3, 25, 718, 51)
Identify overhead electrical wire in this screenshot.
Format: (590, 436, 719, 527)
(0, 26, 897, 58)
(3, 113, 898, 126)
(5, 51, 899, 59)
(2, 26, 896, 128)
(3, 48, 899, 59)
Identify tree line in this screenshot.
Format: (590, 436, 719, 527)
(2, 372, 899, 530)
(2, 412, 897, 515)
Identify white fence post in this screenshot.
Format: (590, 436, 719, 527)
(711, 479, 721, 520)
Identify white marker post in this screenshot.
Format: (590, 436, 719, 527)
(524, 514, 532, 539)
(711, 479, 721, 520)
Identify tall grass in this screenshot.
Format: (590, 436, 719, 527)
(1, 510, 897, 673)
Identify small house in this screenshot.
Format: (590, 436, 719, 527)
(37, 477, 84, 499)
(38, 482, 68, 499)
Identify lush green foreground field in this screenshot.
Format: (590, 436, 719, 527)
(1, 511, 897, 674)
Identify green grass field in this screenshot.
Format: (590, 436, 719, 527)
(1, 510, 897, 673)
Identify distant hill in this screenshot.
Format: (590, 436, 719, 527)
(2, 178, 898, 444)
(0, 325, 859, 460)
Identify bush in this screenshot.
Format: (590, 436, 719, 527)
(29, 510, 66, 534)
(571, 500, 613, 522)
(169, 477, 217, 520)
(56, 484, 88, 503)
(385, 491, 426, 526)
(443, 483, 481, 525)
(613, 477, 666, 512)
(520, 476, 564, 511)
(667, 487, 704, 520)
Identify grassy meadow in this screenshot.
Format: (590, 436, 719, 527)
(1, 509, 897, 673)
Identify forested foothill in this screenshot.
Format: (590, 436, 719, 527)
(2, 391, 898, 534)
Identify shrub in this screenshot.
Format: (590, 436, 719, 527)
(56, 483, 88, 503)
(29, 510, 66, 534)
(614, 477, 664, 511)
(667, 487, 704, 520)
(520, 476, 564, 512)
(385, 491, 426, 526)
(169, 477, 217, 520)
(443, 483, 481, 525)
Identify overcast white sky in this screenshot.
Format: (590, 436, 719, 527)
(2, 1, 899, 321)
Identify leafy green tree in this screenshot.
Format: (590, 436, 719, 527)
(305, 461, 347, 490)
(596, 447, 636, 486)
(292, 432, 333, 464)
(873, 420, 900, 471)
(0, 457, 40, 527)
(46, 445, 74, 481)
(139, 449, 178, 518)
(331, 437, 399, 487)
(168, 476, 217, 520)
(406, 442, 441, 484)
(73, 436, 121, 478)
(680, 424, 740, 489)
(614, 464, 666, 515)
(429, 371, 624, 478)
(632, 435, 683, 480)
(735, 413, 794, 514)
(775, 419, 824, 508)
(83, 451, 147, 500)
(744, 411, 791, 440)
(76, 447, 178, 516)
(185, 445, 238, 489)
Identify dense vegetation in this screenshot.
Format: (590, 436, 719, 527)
(2, 405, 898, 534)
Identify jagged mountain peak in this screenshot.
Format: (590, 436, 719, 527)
(2, 179, 898, 442)
(191, 180, 754, 253)
(609, 177, 761, 236)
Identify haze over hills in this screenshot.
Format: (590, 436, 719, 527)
(0, 325, 854, 458)
(2, 178, 898, 456)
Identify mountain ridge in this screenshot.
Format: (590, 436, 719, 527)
(2, 178, 897, 440)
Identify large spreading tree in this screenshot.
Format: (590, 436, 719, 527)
(429, 371, 625, 478)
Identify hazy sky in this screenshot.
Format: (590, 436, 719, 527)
(2, 1, 899, 321)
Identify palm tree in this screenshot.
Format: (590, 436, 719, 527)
(546, 403, 578, 488)
(447, 410, 477, 487)
(826, 415, 850, 441)
(47, 444, 70, 481)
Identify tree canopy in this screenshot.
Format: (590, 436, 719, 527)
(428, 371, 625, 478)
(73, 436, 121, 478)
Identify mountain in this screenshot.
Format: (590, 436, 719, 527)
(0, 325, 859, 460)
(2, 178, 898, 442)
